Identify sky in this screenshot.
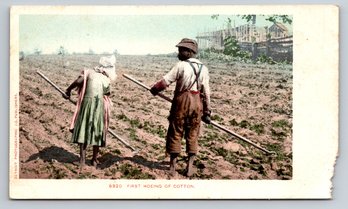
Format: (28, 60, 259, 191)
(19, 15, 292, 55)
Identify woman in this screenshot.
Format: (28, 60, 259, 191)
(64, 55, 116, 169)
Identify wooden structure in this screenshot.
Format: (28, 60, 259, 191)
(196, 22, 292, 62)
(268, 22, 289, 39)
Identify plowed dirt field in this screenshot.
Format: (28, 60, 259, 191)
(19, 54, 292, 180)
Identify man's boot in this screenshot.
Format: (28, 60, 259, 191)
(91, 146, 99, 167)
(186, 153, 196, 177)
(169, 153, 178, 177)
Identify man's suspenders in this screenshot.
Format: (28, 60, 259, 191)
(186, 61, 203, 91)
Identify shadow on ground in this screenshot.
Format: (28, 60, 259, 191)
(26, 146, 79, 164)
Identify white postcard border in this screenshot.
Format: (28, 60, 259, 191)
(9, 5, 339, 199)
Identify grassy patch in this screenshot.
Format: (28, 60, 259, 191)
(205, 124, 215, 130)
(229, 119, 239, 126)
(77, 172, 96, 179)
(64, 163, 78, 174)
(239, 120, 250, 128)
(265, 143, 286, 161)
(129, 118, 142, 128)
(119, 163, 154, 179)
(49, 168, 68, 179)
(126, 128, 139, 141)
(250, 124, 265, 135)
(116, 113, 142, 128)
(273, 108, 289, 115)
(201, 131, 221, 144)
(116, 113, 128, 121)
(213, 147, 239, 164)
(271, 119, 290, 141)
(143, 121, 167, 138)
(116, 113, 167, 138)
(271, 120, 290, 129)
(105, 168, 118, 176)
(211, 114, 224, 122)
(271, 129, 287, 141)
(228, 118, 265, 135)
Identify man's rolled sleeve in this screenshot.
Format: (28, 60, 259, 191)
(163, 63, 180, 86)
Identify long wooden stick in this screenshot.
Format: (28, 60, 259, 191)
(36, 70, 137, 152)
(36, 70, 77, 105)
(123, 73, 275, 155)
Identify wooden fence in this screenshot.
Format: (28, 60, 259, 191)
(240, 36, 293, 63)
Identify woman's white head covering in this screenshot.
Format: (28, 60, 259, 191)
(96, 55, 117, 81)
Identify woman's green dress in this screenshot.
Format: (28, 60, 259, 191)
(72, 71, 110, 147)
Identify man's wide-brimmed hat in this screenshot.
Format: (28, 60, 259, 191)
(176, 38, 198, 54)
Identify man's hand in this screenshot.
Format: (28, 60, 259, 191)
(150, 79, 168, 96)
(202, 110, 211, 124)
(150, 86, 159, 96)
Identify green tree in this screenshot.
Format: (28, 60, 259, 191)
(223, 36, 240, 56)
(211, 14, 292, 25)
(223, 36, 251, 61)
(241, 15, 292, 25)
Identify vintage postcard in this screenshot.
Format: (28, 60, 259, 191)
(9, 5, 338, 199)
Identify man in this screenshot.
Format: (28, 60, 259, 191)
(63, 55, 116, 169)
(150, 38, 211, 177)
